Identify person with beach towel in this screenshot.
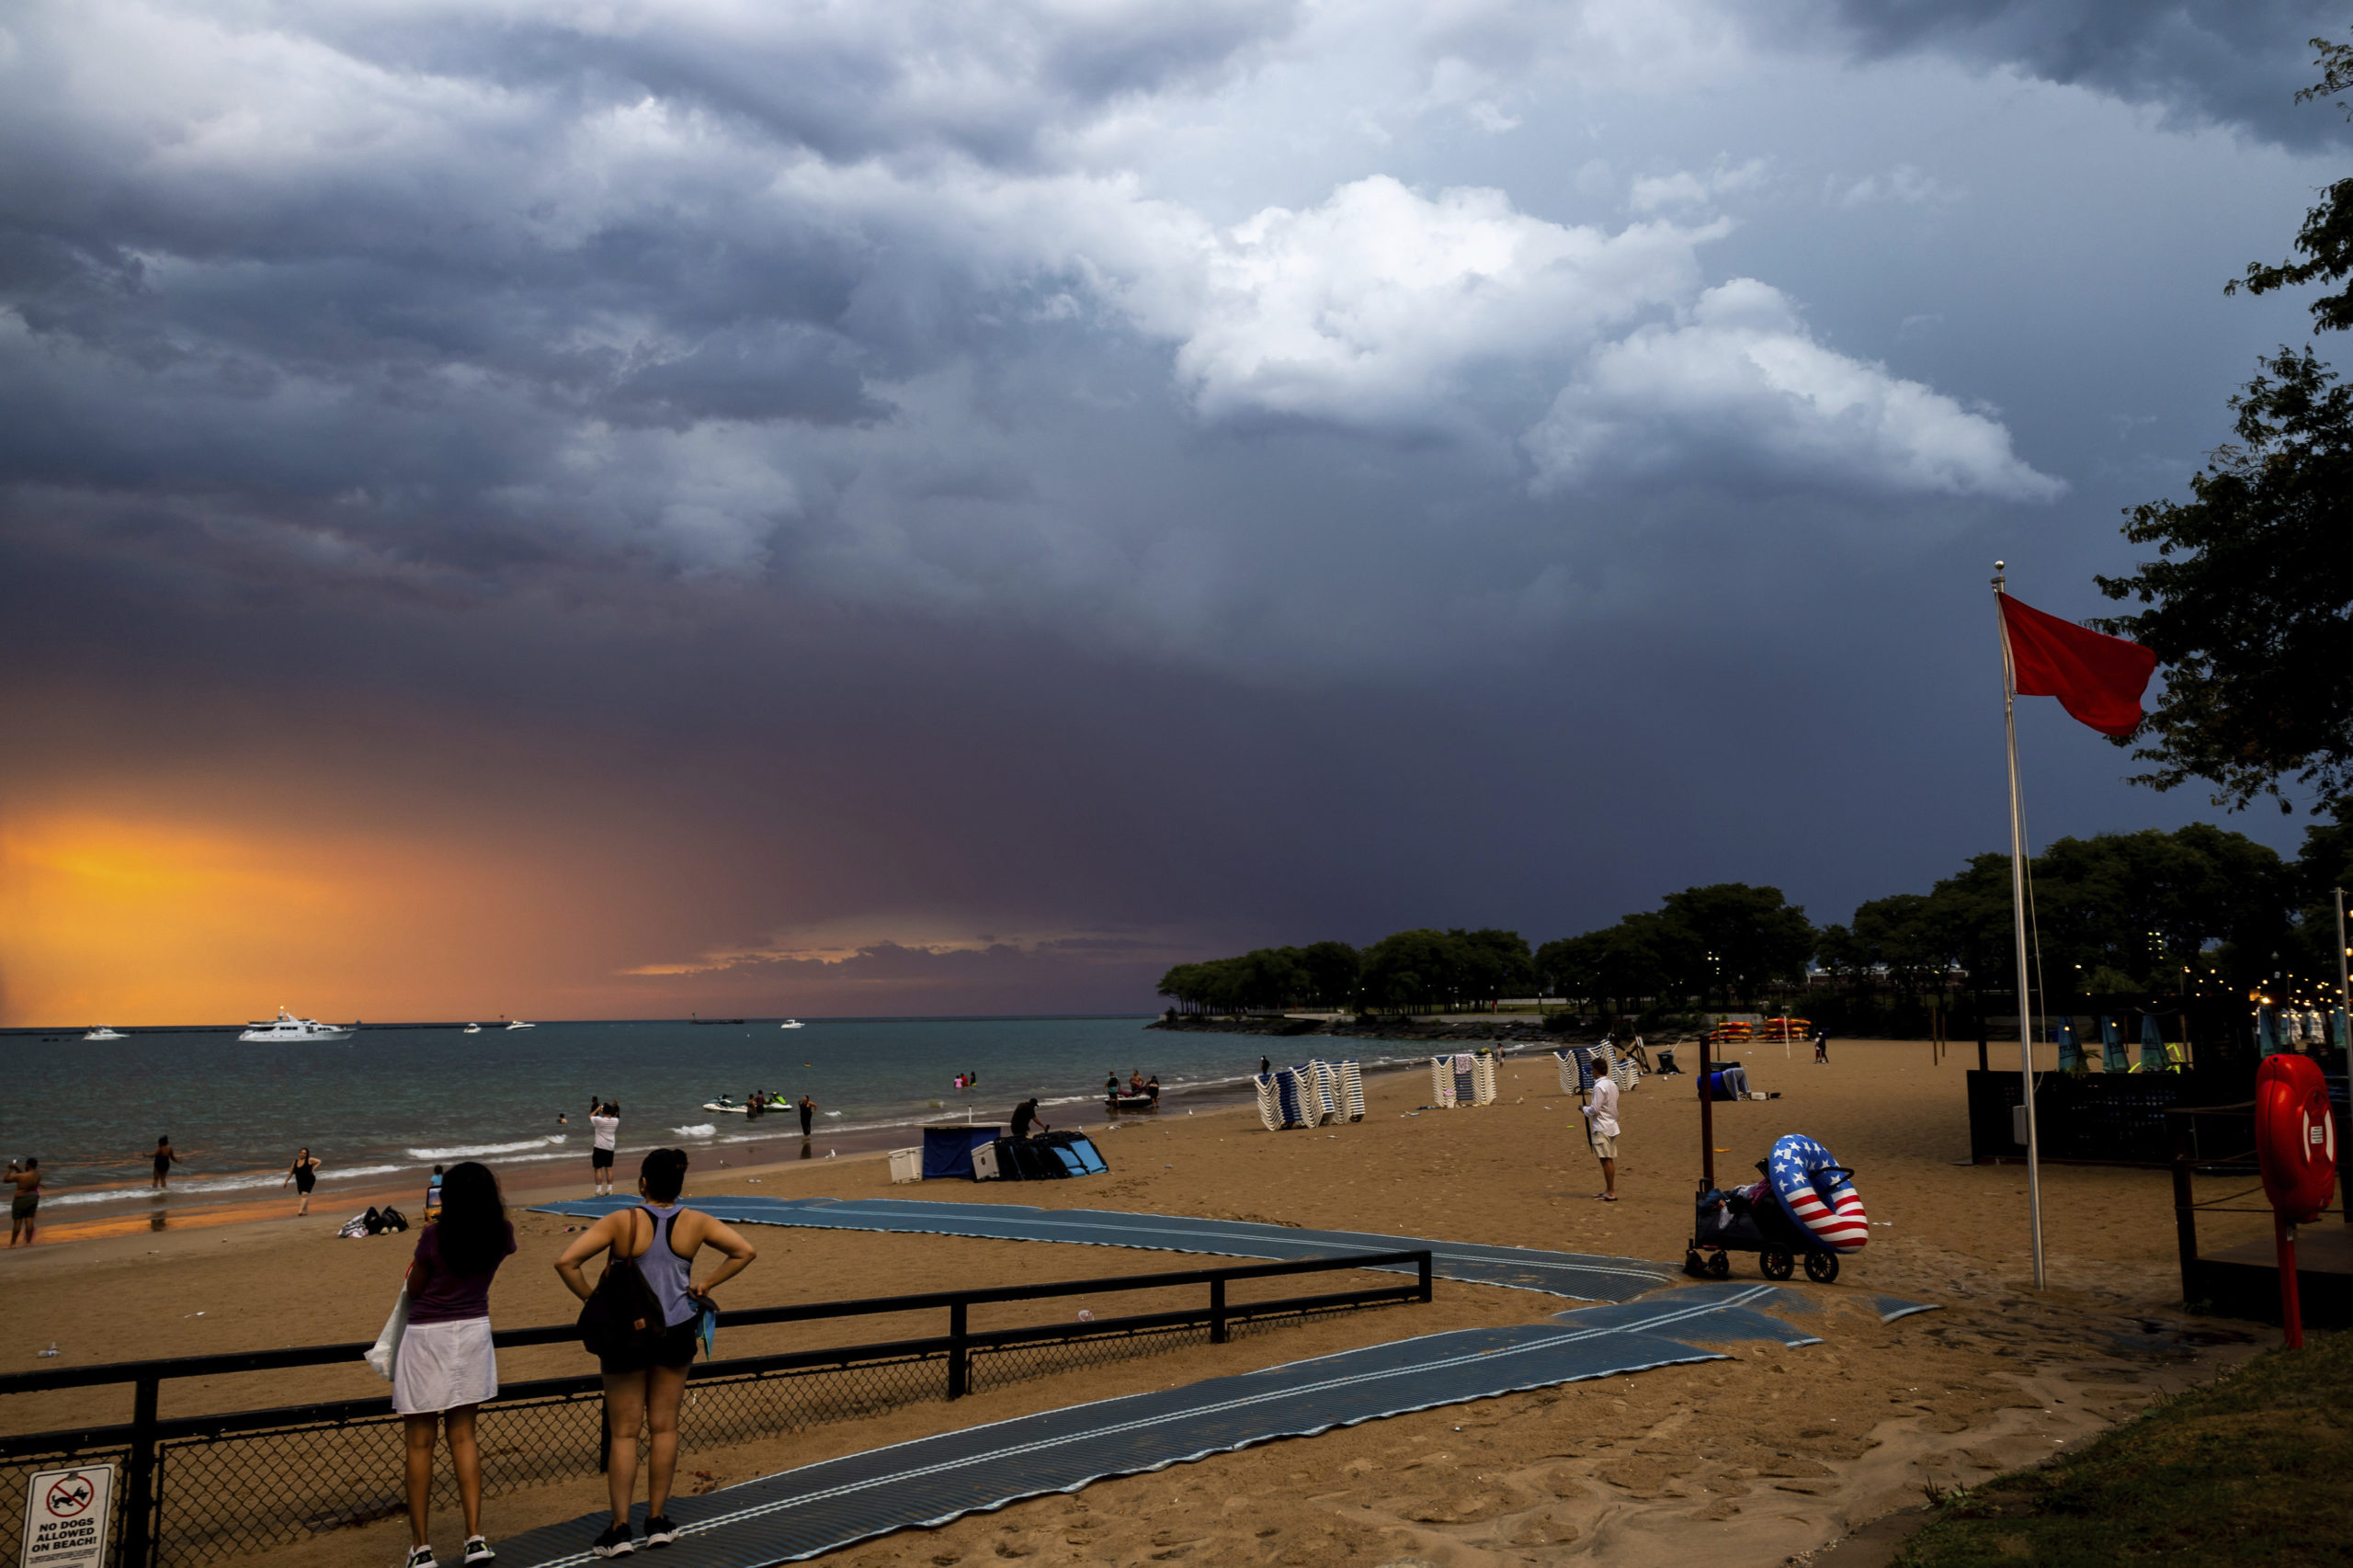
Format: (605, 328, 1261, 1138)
(395, 1161, 516, 1568)
(555, 1148, 758, 1559)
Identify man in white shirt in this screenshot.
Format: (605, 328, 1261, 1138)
(590, 1100, 620, 1196)
(1584, 1071, 1620, 1202)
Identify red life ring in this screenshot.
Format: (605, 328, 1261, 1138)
(2256, 1053, 2337, 1223)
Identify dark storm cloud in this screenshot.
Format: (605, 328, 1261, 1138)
(0, 0, 2333, 1022)
(1819, 0, 2351, 145)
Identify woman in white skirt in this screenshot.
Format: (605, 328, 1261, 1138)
(395, 1160, 517, 1568)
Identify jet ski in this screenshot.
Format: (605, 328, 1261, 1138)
(701, 1098, 748, 1114)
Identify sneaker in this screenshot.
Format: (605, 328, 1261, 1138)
(406, 1549, 437, 1568)
(642, 1517, 678, 1549)
(590, 1526, 635, 1559)
(462, 1539, 495, 1565)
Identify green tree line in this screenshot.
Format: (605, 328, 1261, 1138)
(1159, 822, 2353, 1024)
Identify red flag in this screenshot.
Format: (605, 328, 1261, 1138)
(1999, 595, 2157, 738)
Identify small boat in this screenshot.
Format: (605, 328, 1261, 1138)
(240, 1009, 355, 1043)
(779, 1018, 804, 1029)
(505, 1019, 535, 1030)
(1104, 1091, 1159, 1114)
(463, 1023, 482, 1034)
(84, 1026, 126, 1041)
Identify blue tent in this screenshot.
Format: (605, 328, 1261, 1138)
(2099, 1015, 2129, 1073)
(2139, 1013, 2166, 1073)
(2055, 1017, 2083, 1073)
(2257, 1007, 2282, 1058)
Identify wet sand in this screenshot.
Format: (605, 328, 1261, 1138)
(0, 1040, 2279, 1566)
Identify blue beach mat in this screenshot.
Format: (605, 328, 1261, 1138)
(487, 1282, 1907, 1568)
(533, 1195, 1678, 1302)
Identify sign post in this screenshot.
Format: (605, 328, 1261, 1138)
(20, 1466, 115, 1568)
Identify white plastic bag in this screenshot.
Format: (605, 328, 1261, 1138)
(365, 1286, 410, 1381)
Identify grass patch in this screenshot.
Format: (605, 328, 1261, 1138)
(1895, 1331, 2353, 1567)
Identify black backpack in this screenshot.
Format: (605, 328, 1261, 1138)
(380, 1206, 409, 1233)
(578, 1211, 673, 1360)
(362, 1206, 385, 1235)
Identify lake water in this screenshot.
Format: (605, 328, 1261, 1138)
(5, 1016, 1422, 1214)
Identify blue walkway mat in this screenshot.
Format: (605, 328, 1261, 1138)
(532, 1195, 1677, 1302)
(491, 1283, 1897, 1568)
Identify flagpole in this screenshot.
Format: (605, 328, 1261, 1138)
(1994, 562, 2048, 1289)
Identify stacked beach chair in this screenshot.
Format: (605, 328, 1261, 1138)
(1428, 1051, 1497, 1108)
(1257, 1059, 1365, 1130)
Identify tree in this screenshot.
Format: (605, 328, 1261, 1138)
(2097, 37, 2353, 814)
(2228, 35, 2353, 332)
(1297, 940, 1360, 1010)
(1656, 883, 1813, 1006)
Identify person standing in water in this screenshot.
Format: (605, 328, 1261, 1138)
(6, 1159, 40, 1246)
(150, 1136, 180, 1191)
(589, 1102, 620, 1197)
(284, 1147, 322, 1216)
(554, 1148, 757, 1559)
(797, 1095, 814, 1138)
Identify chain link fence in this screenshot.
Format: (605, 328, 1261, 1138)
(2, 1278, 1412, 1568)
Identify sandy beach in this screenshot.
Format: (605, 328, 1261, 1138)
(0, 1040, 2281, 1567)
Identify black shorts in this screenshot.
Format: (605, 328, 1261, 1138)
(592, 1147, 615, 1169)
(597, 1321, 698, 1376)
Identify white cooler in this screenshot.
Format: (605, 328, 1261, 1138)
(888, 1147, 924, 1184)
(972, 1142, 1003, 1180)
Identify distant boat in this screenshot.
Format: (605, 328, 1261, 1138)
(463, 1023, 482, 1034)
(779, 1019, 804, 1029)
(84, 1026, 126, 1041)
(505, 1019, 535, 1030)
(240, 1009, 355, 1043)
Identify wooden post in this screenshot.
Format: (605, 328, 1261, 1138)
(1698, 1030, 1715, 1193)
(2171, 1120, 2200, 1312)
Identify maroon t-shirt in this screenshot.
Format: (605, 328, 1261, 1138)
(408, 1221, 517, 1324)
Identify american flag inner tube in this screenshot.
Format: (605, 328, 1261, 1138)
(1767, 1133, 1869, 1254)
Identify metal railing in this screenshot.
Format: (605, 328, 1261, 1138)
(0, 1249, 1430, 1568)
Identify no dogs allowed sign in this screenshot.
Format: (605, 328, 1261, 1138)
(19, 1467, 114, 1568)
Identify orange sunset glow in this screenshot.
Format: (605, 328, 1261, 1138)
(0, 813, 588, 1025)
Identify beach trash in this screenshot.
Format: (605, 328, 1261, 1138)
(1076, 1309, 1094, 1323)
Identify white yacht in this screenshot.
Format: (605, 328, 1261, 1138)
(239, 1009, 355, 1043)
(84, 1026, 126, 1041)
(505, 1018, 535, 1030)
(779, 1018, 804, 1029)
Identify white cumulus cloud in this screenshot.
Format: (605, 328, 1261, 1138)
(1108, 175, 1711, 430)
(1521, 278, 2063, 500)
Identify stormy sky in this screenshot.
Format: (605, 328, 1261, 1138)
(2, 0, 2345, 1023)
